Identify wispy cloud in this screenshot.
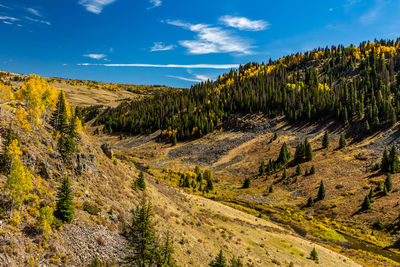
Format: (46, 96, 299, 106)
(359, 0, 386, 25)
(151, 42, 175, 52)
(0, 16, 19, 22)
(78, 0, 116, 14)
(148, 0, 161, 9)
(78, 63, 239, 69)
(0, 3, 11, 9)
(219, 15, 269, 31)
(165, 19, 252, 55)
(167, 75, 203, 83)
(25, 16, 51, 25)
(83, 54, 107, 60)
(26, 7, 41, 17)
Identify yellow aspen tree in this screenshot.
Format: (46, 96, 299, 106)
(15, 105, 32, 136)
(0, 83, 14, 102)
(5, 139, 32, 216)
(36, 206, 54, 239)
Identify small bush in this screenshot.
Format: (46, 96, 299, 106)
(83, 201, 101, 215)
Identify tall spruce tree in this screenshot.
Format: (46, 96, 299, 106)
(277, 142, 290, 164)
(339, 133, 347, 148)
(51, 91, 69, 133)
(54, 177, 74, 223)
(389, 144, 399, 173)
(384, 173, 393, 192)
(158, 231, 177, 267)
(362, 195, 371, 210)
(381, 148, 390, 172)
(322, 130, 330, 149)
(304, 139, 313, 161)
(125, 196, 159, 267)
(209, 250, 227, 267)
(317, 180, 326, 201)
(135, 171, 146, 191)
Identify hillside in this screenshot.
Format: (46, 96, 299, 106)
(0, 75, 364, 266)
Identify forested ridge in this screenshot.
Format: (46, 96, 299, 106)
(96, 39, 400, 142)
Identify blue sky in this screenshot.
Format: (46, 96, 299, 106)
(0, 0, 399, 88)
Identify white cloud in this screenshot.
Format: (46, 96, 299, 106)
(25, 16, 51, 25)
(219, 15, 269, 31)
(148, 0, 161, 9)
(78, 63, 239, 69)
(78, 0, 116, 14)
(165, 19, 252, 54)
(359, 0, 385, 25)
(0, 16, 19, 22)
(167, 75, 202, 83)
(26, 8, 41, 17)
(83, 54, 107, 60)
(151, 42, 175, 52)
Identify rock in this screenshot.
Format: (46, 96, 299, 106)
(39, 160, 51, 179)
(101, 143, 113, 159)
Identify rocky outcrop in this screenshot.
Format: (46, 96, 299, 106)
(101, 143, 113, 159)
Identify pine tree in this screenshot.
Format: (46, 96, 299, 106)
(304, 139, 313, 161)
(135, 171, 146, 191)
(306, 196, 314, 207)
(51, 91, 69, 133)
(259, 161, 265, 176)
(277, 142, 290, 164)
(209, 250, 227, 267)
(158, 231, 177, 267)
(296, 164, 302, 176)
(125, 196, 159, 266)
(54, 177, 74, 223)
(242, 178, 251, 189)
(383, 184, 389, 196)
(362, 195, 371, 210)
(172, 135, 177, 146)
(282, 168, 288, 179)
(322, 130, 330, 149)
(364, 120, 370, 133)
(294, 142, 305, 162)
(339, 133, 347, 148)
(309, 165, 315, 175)
(317, 180, 325, 201)
(389, 144, 399, 173)
(368, 189, 374, 202)
(269, 185, 274, 193)
(381, 148, 390, 172)
(229, 257, 243, 267)
(310, 248, 319, 262)
(384, 173, 393, 192)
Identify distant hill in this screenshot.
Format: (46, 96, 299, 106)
(96, 39, 400, 141)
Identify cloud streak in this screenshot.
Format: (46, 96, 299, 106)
(78, 0, 116, 14)
(25, 16, 51, 25)
(165, 19, 252, 54)
(83, 54, 107, 60)
(148, 0, 162, 9)
(167, 75, 203, 83)
(78, 63, 239, 69)
(26, 8, 41, 17)
(219, 15, 269, 31)
(151, 42, 175, 51)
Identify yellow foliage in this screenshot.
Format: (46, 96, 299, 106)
(9, 210, 21, 226)
(36, 206, 54, 239)
(15, 105, 32, 135)
(0, 83, 14, 101)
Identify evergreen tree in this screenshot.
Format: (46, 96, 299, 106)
(310, 248, 319, 262)
(322, 130, 330, 149)
(381, 148, 390, 172)
(389, 144, 399, 173)
(268, 185, 274, 193)
(317, 180, 326, 201)
(125, 196, 159, 266)
(364, 120, 370, 133)
(383, 184, 389, 196)
(229, 257, 243, 267)
(306, 196, 314, 207)
(304, 139, 313, 161)
(54, 177, 74, 223)
(242, 178, 251, 189)
(277, 142, 290, 164)
(259, 161, 265, 176)
(362, 195, 371, 210)
(368, 189, 374, 203)
(51, 91, 69, 133)
(384, 173, 393, 192)
(282, 168, 288, 179)
(309, 165, 315, 175)
(296, 164, 302, 176)
(206, 178, 214, 192)
(294, 142, 305, 162)
(172, 135, 177, 146)
(209, 250, 227, 267)
(158, 231, 177, 267)
(339, 133, 347, 148)
(135, 171, 146, 191)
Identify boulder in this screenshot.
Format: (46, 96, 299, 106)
(101, 143, 113, 159)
